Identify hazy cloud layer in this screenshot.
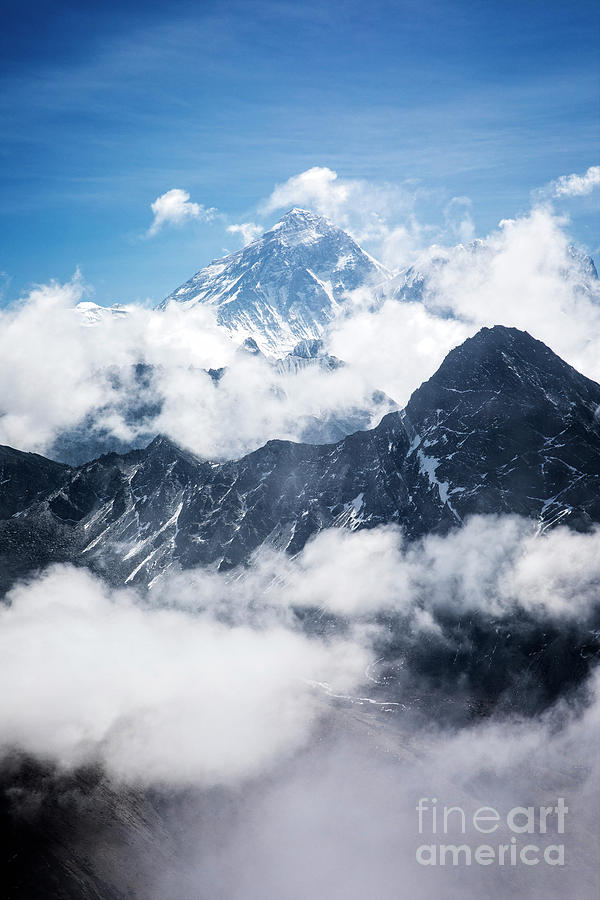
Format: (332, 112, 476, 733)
(1, 509, 598, 897)
(147, 670, 600, 900)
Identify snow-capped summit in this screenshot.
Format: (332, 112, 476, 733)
(159, 208, 389, 355)
(75, 301, 128, 325)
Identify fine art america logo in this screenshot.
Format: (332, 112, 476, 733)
(415, 798, 568, 867)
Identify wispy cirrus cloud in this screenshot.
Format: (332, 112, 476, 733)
(147, 188, 215, 237)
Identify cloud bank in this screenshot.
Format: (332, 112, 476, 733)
(0, 564, 366, 786)
(0, 278, 393, 459)
(1, 516, 599, 788)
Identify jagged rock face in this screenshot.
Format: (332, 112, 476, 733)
(159, 208, 389, 355)
(1, 326, 599, 591)
(401, 326, 600, 528)
(0, 447, 68, 519)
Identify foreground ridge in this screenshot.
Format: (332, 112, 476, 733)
(1, 326, 599, 590)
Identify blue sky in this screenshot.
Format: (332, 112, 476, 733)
(1, 0, 598, 306)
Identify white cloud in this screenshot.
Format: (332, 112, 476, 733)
(0, 279, 235, 452)
(273, 516, 600, 621)
(330, 204, 600, 405)
(0, 565, 366, 786)
(148, 188, 215, 236)
(418, 206, 600, 377)
(263, 167, 352, 221)
(0, 275, 395, 458)
(153, 348, 392, 460)
(262, 166, 424, 269)
(552, 164, 600, 197)
(329, 294, 470, 407)
(444, 195, 475, 243)
(1, 516, 598, 790)
(226, 222, 263, 245)
(260, 167, 479, 271)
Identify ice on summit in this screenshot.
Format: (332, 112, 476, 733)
(159, 208, 389, 355)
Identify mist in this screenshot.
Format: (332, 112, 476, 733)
(2, 514, 598, 897)
(1, 516, 599, 777)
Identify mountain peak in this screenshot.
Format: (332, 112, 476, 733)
(435, 325, 577, 380)
(459, 324, 535, 352)
(280, 207, 321, 221)
(160, 208, 387, 355)
(404, 325, 600, 448)
(275, 207, 330, 225)
(145, 434, 187, 457)
(265, 207, 337, 242)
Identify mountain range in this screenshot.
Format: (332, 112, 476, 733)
(55, 209, 599, 470)
(159, 209, 599, 358)
(3, 212, 600, 900)
(2, 325, 599, 593)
